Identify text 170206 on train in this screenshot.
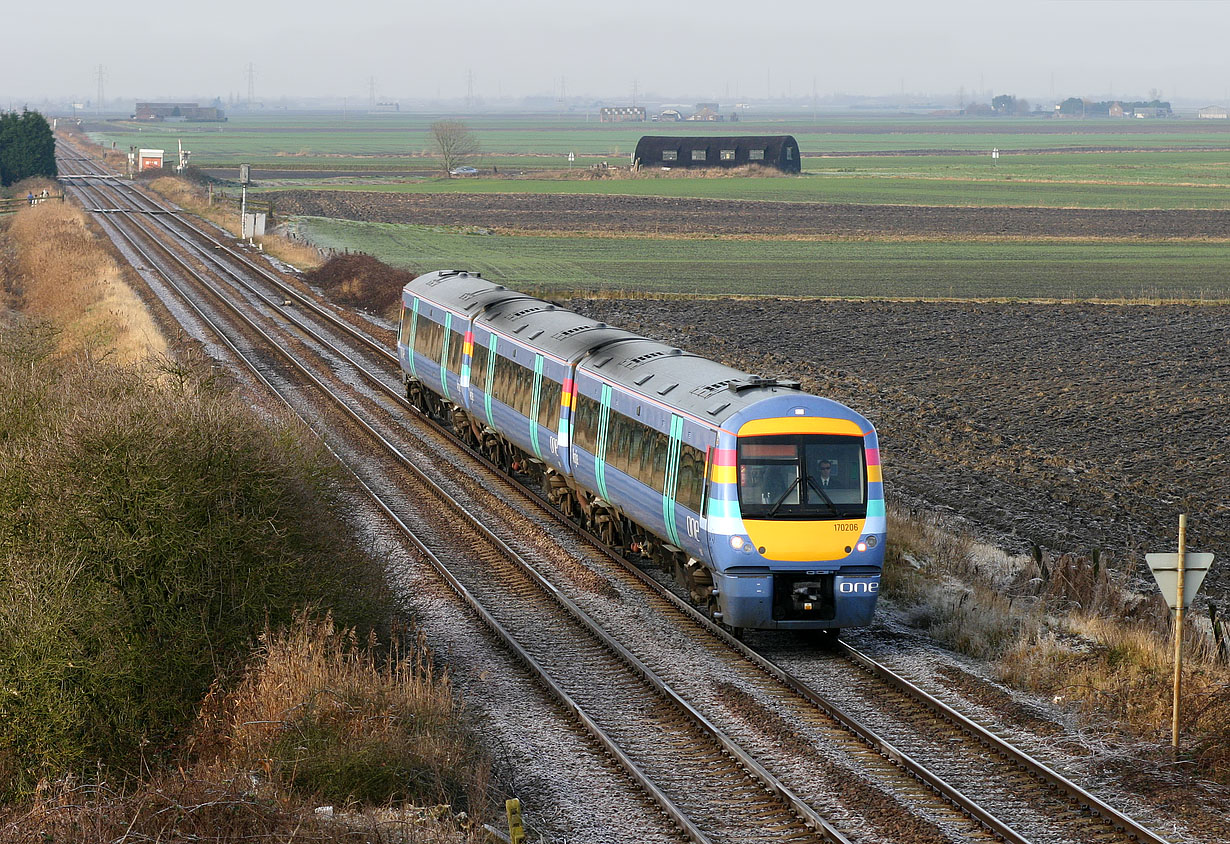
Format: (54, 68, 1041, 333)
(397, 271, 885, 637)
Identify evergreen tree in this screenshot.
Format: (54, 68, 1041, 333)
(0, 110, 57, 187)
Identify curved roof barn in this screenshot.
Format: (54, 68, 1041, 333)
(634, 135, 800, 173)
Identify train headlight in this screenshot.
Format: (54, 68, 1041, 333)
(865, 534, 878, 549)
(730, 536, 745, 551)
(856, 541, 868, 553)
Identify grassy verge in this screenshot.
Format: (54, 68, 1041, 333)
(291, 217, 1230, 301)
(144, 175, 324, 271)
(883, 507, 1230, 784)
(0, 174, 495, 839)
(4, 199, 166, 362)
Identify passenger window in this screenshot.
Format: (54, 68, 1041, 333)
(470, 342, 488, 389)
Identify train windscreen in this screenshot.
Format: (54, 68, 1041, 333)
(737, 434, 865, 519)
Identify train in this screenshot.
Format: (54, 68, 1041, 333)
(397, 270, 884, 636)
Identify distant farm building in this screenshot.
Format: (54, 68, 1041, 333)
(1198, 106, 1228, 119)
(690, 102, 722, 121)
(134, 102, 225, 121)
(653, 109, 683, 122)
(600, 106, 646, 123)
(634, 135, 801, 173)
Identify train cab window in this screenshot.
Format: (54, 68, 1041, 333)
(662, 150, 678, 161)
(720, 149, 735, 161)
(749, 149, 765, 161)
(691, 149, 706, 162)
(738, 434, 865, 519)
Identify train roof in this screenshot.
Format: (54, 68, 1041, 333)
(579, 336, 813, 425)
(404, 270, 867, 430)
(479, 297, 642, 362)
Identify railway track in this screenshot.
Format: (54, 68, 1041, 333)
(53, 141, 1179, 844)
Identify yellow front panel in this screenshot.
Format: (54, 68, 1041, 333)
(739, 417, 865, 437)
(743, 518, 866, 562)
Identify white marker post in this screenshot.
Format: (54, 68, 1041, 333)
(1146, 514, 1215, 752)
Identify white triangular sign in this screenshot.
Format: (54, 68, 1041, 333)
(1145, 553, 1215, 610)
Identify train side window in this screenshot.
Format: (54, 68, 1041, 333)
(516, 363, 533, 416)
(627, 423, 646, 482)
(650, 431, 669, 490)
(470, 342, 488, 389)
(446, 329, 465, 373)
(675, 444, 694, 512)
(398, 305, 413, 346)
(492, 354, 510, 404)
(640, 426, 657, 478)
(573, 392, 600, 454)
(537, 377, 561, 430)
(749, 149, 765, 161)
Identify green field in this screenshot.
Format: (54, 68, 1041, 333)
(293, 217, 1230, 301)
(83, 112, 1230, 211)
(259, 169, 1230, 210)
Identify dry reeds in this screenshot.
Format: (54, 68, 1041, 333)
(4, 200, 166, 362)
(192, 612, 490, 814)
(884, 504, 1230, 781)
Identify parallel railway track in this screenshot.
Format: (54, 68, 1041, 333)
(53, 141, 1177, 844)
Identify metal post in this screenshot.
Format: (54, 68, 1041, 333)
(240, 184, 247, 237)
(1172, 513, 1186, 751)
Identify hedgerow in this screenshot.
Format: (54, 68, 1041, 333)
(0, 319, 387, 796)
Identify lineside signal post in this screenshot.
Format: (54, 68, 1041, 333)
(504, 798, 526, 844)
(1146, 514, 1215, 752)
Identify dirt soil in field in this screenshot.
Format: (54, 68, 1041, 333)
(267, 189, 1230, 239)
(565, 297, 1230, 601)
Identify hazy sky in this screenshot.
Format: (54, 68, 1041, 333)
(7, 0, 1230, 106)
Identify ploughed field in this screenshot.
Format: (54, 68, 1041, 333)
(268, 189, 1230, 239)
(566, 297, 1230, 600)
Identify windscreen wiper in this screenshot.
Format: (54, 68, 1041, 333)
(806, 476, 840, 516)
(767, 477, 802, 517)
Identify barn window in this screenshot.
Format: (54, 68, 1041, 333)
(662, 149, 678, 161)
(691, 149, 706, 161)
(720, 149, 735, 161)
(749, 149, 765, 161)
(785, 147, 794, 160)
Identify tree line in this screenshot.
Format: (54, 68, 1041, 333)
(0, 110, 57, 188)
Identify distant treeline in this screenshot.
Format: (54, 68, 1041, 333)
(0, 110, 56, 188)
(1057, 97, 1172, 116)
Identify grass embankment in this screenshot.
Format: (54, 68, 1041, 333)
(884, 511, 1230, 786)
(145, 175, 324, 271)
(0, 202, 491, 839)
(4, 198, 165, 361)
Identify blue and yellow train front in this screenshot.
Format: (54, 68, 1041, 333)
(703, 397, 885, 631)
